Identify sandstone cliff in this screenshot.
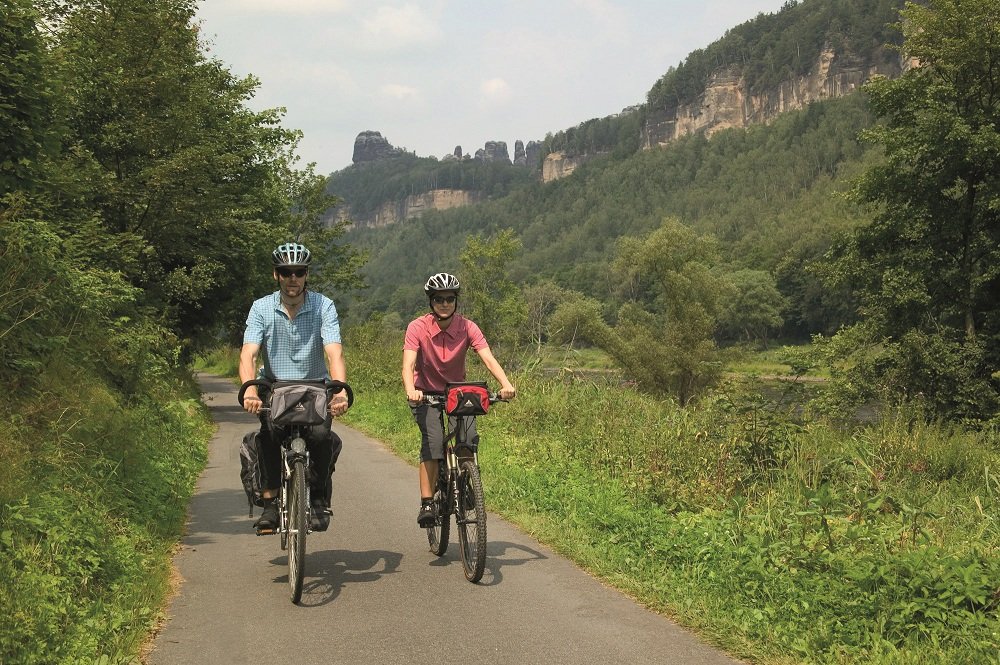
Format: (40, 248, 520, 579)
(536, 46, 904, 184)
(641, 46, 904, 151)
(332, 188, 485, 228)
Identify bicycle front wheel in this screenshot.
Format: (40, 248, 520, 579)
(287, 458, 308, 603)
(456, 459, 486, 582)
(427, 469, 450, 556)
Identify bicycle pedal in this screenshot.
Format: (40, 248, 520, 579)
(255, 527, 277, 536)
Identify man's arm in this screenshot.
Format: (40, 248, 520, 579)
(325, 342, 349, 416)
(239, 342, 262, 413)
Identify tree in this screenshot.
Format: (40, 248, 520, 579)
(522, 280, 572, 353)
(32, 0, 364, 353)
(0, 0, 55, 195)
(550, 218, 726, 405)
(459, 229, 526, 350)
(717, 269, 787, 346)
(828, 0, 1000, 420)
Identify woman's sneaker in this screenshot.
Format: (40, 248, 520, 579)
(417, 500, 436, 527)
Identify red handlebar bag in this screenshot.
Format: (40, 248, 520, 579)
(445, 382, 490, 416)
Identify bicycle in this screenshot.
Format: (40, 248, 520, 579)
(238, 378, 353, 603)
(419, 382, 506, 583)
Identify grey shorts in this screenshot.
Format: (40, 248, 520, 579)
(411, 401, 479, 462)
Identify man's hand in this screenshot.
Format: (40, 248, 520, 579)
(329, 393, 349, 417)
(499, 385, 516, 400)
(243, 390, 262, 414)
(406, 388, 424, 404)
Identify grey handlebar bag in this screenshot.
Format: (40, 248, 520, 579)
(269, 384, 328, 426)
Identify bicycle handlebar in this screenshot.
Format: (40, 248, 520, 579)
(419, 392, 508, 407)
(238, 378, 354, 409)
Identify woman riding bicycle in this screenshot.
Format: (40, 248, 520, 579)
(239, 242, 350, 532)
(402, 272, 516, 527)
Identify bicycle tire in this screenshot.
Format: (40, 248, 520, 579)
(426, 468, 450, 556)
(456, 459, 486, 582)
(288, 458, 307, 603)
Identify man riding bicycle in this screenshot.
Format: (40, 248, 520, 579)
(240, 242, 350, 532)
(402, 272, 516, 527)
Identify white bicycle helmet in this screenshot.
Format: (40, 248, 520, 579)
(423, 272, 461, 295)
(272, 242, 312, 267)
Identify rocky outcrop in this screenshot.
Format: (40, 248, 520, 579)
(541, 151, 595, 183)
(352, 130, 402, 164)
(524, 140, 543, 170)
(641, 47, 904, 150)
(333, 189, 486, 228)
(474, 141, 511, 164)
(513, 140, 526, 165)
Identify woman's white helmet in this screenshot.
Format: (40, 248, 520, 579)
(423, 272, 461, 295)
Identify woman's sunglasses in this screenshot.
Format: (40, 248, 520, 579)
(432, 295, 457, 305)
(277, 267, 308, 278)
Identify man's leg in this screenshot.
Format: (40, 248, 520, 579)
(254, 420, 282, 529)
(304, 422, 339, 531)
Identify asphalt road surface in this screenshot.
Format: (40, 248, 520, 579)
(146, 374, 743, 665)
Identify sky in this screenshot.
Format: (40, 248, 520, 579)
(195, 0, 790, 175)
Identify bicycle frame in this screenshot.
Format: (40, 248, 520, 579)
(238, 378, 353, 603)
(276, 427, 310, 546)
(422, 390, 503, 582)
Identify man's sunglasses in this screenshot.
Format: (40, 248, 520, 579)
(277, 267, 308, 278)
(432, 295, 457, 305)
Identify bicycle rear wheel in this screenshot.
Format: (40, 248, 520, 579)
(426, 468, 450, 556)
(287, 458, 308, 603)
(456, 459, 486, 582)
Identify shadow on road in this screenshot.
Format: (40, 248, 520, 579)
(478, 540, 547, 586)
(422, 539, 547, 586)
(268, 548, 404, 607)
(182, 488, 267, 545)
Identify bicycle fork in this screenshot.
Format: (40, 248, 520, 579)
(281, 436, 310, 535)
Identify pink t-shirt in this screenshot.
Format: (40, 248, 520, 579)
(404, 314, 488, 392)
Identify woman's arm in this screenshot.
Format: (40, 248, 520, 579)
(476, 346, 516, 399)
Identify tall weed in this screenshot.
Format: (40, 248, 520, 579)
(0, 370, 210, 664)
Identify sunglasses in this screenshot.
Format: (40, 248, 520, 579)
(277, 267, 308, 278)
(432, 295, 457, 305)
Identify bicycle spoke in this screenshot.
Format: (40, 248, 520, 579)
(288, 459, 307, 603)
(456, 460, 487, 583)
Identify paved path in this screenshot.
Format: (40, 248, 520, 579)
(147, 374, 743, 665)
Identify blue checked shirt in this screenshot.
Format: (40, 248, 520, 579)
(243, 290, 342, 381)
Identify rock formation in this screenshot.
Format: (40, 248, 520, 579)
(332, 189, 485, 228)
(352, 130, 401, 164)
(641, 47, 905, 151)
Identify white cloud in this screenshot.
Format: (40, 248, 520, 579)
(360, 5, 442, 49)
(571, 0, 629, 39)
(219, 0, 349, 14)
(381, 83, 420, 102)
(480, 78, 512, 105)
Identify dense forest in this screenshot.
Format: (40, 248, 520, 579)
(345, 93, 872, 337)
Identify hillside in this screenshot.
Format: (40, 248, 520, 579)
(341, 90, 876, 338)
(326, 0, 906, 230)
